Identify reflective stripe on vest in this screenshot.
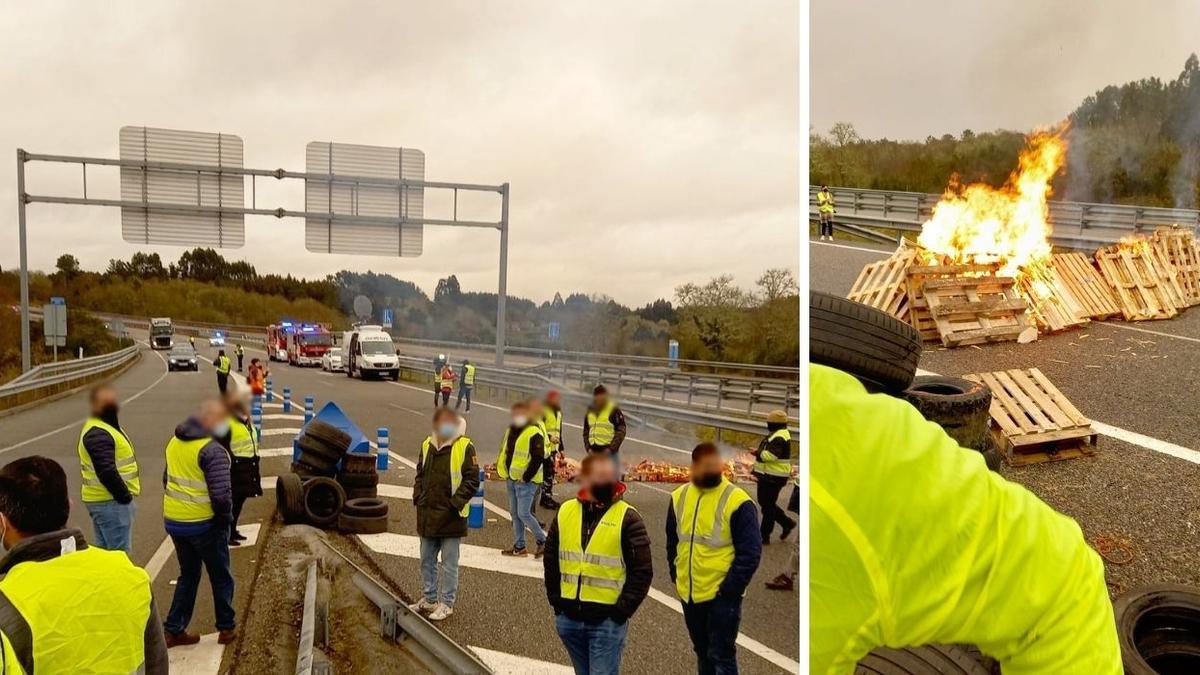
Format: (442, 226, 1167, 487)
(557, 499, 632, 605)
(217, 356, 231, 374)
(496, 426, 543, 484)
(77, 418, 141, 503)
(586, 402, 616, 446)
(0, 545, 152, 674)
(421, 436, 473, 517)
(753, 429, 792, 477)
(671, 478, 752, 603)
(163, 437, 214, 522)
(229, 416, 257, 459)
(463, 364, 475, 386)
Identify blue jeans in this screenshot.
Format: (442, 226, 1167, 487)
(164, 523, 236, 633)
(455, 386, 472, 411)
(419, 537, 462, 606)
(507, 479, 545, 550)
(682, 595, 742, 675)
(85, 500, 135, 554)
(555, 614, 628, 675)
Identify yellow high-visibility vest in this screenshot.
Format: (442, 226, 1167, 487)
(0, 544, 152, 673)
(421, 435, 474, 517)
(216, 355, 231, 374)
(229, 415, 257, 459)
(557, 498, 633, 605)
(76, 418, 141, 503)
(543, 407, 563, 450)
(753, 429, 793, 477)
(586, 402, 617, 447)
(163, 437, 214, 523)
(496, 426, 544, 484)
(236, 344, 244, 356)
(463, 364, 476, 386)
(670, 477, 752, 603)
(818, 190, 836, 214)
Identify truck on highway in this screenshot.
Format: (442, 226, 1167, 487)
(266, 323, 294, 362)
(286, 324, 332, 367)
(344, 325, 399, 380)
(149, 317, 173, 350)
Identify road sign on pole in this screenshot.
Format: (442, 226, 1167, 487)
(548, 322, 560, 341)
(382, 308, 394, 329)
(43, 300, 67, 361)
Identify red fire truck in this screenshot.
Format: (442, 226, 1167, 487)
(266, 323, 294, 362)
(289, 324, 332, 366)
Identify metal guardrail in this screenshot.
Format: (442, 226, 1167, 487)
(809, 185, 1200, 248)
(0, 345, 140, 400)
(295, 559, 331, 675)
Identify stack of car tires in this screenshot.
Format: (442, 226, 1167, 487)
(337, 452, 380, 500)
(277, 420, 389, 534)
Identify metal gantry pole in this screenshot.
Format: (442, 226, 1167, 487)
(495, 182, 510, 367)
(16, 149, 30, 373)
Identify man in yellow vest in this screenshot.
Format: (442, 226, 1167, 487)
(539, 390, 566, 510)
(213, 349, 232, 395)
(543, 453, 653, 675)
(666, 443, 762, 674)
(162, 398, 237, 648)
(583, 386, 627, 478)
(433, 354, 447, 407)
(414, 408, 480, 622)
(0, 456, 167, 673)
(497, 401, 548, 558)
(77, 383, 140, 553)
(217, 388, 261, 547)
(235, 343, 245, 371)
(455, 359, 475, 413)
(752, 410, 795, 545)
(817, 184, 836, 240)
(810, 363, 1120, 673)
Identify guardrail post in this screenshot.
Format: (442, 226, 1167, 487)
(304, 396, 314, 424)
(376, 428, 389, 470)
(468, 468, 485, 529)
(715, 378, 725, 411)
(686, 375, 695, 406)
(266, 378, 273, 402)
(283, 387, 292, 413)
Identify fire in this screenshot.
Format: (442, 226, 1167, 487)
(917, 129, 1067, 277)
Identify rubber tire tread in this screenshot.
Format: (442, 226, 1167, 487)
(1114, 583, 1200, 675)
(341, 453, 378, 475)
(856, 645, 992, 674)
(302, 477, 346, 528)
(811, 290, 921, 393)
(303, 420, 351, 456)
(336, 471, 379, 489)
(337, 511, 388, 535)
(343, 497, 389, 519)
(276, 474, 305, 524)
(296, 435, 341, 467)
(345, 486, 378, 500)
(901, 376, 993, 453)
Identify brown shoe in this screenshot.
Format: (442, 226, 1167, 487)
(765, 573, 794, 591)
(217, 629, 237, 645)
(501, 547, 528, 557)
(165, 631, 201, 648)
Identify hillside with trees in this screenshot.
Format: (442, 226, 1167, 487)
(812, 54, 1200, 209)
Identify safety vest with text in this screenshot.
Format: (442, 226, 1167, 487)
(463, 364, 476, 386)
(671, 477, 752, 602)
(217, 355, 231, 374)
(818, 190, 836, 214)
(421, 436, 474, 517)
(76, 418, 141, 503)
(753, 429, 793, 477)
(586, 401, 617, 447)
(0, 544, 152, 674)
(557, 498, 633, 605)
(229, 415, 258, 459)
(496, 425, 543, 484)
(163, 437, 214, 523)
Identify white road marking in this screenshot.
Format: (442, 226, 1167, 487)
(1100, 322, 1200, 344)
(262, 427, 302, 437)
(167, 632, 224, 673)
(262, 413, 305, 421)
(145, 536, 175, 581)
(468, 646, 574, 675)
(810, 239, 895, 255)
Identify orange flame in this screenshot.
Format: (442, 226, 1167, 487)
(917, 128, 1067, 277)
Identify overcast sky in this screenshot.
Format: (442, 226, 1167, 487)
(812, 1, 1200, 141)
(0, 1, 799, 307)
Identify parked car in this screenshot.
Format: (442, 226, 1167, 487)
(321, 347, 345, 372)
(209, 331, 226, 347)
(167, 346, 199, 372)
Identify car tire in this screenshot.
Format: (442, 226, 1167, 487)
(296, 435, 341, 468)
(1114, 584, 1200, 674)
(337, 471, 379, 490)
(276, 474, 306, 524)
(856, 645, 994, 674)
(337, 511, 388, 535)
(302, 477, 346, 528)
(901, 376, 993, 454)
(344, 486, 378, 500)
(292, 459, 332, 478)
(341, 453, 378, 475)
(811, 290, 922, 393)
(343, 497, 389, 519)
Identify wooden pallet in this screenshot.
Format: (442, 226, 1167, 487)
(963, 368, 1097, 466)
(1016, 266, 1089, 333)
(1095, 245, 1179, 320)
(1152, 226, 1200, 306)
(847, 246, 918, 320)
(906, 263, 996, 342)
(1051, 252, 1122, 320)
(921, 273, 1037, 347)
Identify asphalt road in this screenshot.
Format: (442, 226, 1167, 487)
(812, 237, 1200, 596)
(1, 332, 800, 673)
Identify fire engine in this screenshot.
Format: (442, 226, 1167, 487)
(268, 322, 332, 366)
(266, 323, 293, 362)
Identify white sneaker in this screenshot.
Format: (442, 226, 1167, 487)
(428, 603, 454, 621)
(412, 599, 438, 613)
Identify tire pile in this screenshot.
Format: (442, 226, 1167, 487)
(276, 420, 389, 535)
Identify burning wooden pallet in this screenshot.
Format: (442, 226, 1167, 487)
(1051, 252, 1122, 320)
(1095, 245, 1180, 320)
(963, 367, 1097, 466)
(918, 267, 1037, 347)
(906, 263, 996, 342)
(1015, 266, 1089, 333)
(1152, 226, 1200, 306)
(847, 246, 918, 321)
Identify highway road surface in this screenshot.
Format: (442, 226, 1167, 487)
(812, 237, 1200, 596)
(0, 332, 800, 674)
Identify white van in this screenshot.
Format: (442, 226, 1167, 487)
(345, 325, 399, 380)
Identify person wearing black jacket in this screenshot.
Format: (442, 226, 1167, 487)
(498, 401, 548, 558)
(752, 410, 796, 544)
(78, 384, 139, 553)
(544, 453, 652, 675)
(215, 388, 261, 546)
